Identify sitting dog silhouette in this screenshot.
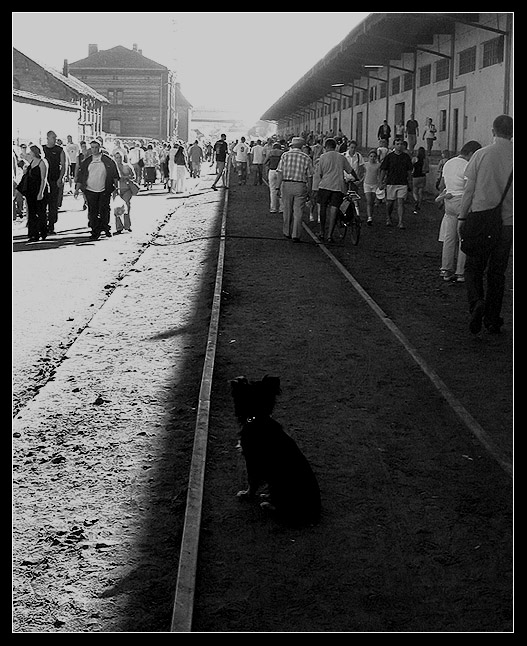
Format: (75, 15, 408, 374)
(230, 375, 321, 526)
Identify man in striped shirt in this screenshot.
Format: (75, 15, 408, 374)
(276, 137, 314, 241)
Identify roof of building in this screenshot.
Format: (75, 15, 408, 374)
(12, 88, 80, 110)
(69, 45, 168, 71)
(13, 48, 109, 103)
(260, 12, 493, 121)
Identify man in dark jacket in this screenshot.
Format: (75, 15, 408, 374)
(75, 140, 120, 240)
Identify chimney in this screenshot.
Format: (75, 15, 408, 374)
(132, 43, 138, 52)
(62, 59, 69, 77)
(88, 44, 98, 56)
(138, 49, 142, 56)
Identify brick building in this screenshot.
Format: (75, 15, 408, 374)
(68, 44, 191, 141)
(12, 47, 108, 143)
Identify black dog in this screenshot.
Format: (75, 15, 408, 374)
(230, 375, 321, 526)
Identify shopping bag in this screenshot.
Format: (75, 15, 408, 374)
(112, 195, 127, 217)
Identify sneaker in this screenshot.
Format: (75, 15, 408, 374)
(367, 218, 373, 226)
(443, 272, 456, 282)
(455, 275, 465, 283)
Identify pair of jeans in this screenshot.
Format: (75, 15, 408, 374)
(253, 164, 263, 185)
(44, 179, 60, 229)
(281, 181, 307, 238)
(268, 169, 282, 212)
(439, 195, 466, 276)
(464, 225, 513, 327)
(85, 189, 112, 237)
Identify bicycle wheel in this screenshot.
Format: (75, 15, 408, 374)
(348, 215, 361, 245)
(332, 216, 348, 243)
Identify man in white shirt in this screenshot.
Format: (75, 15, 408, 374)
(128, 142, 145, 185)
(250, 139, 265, 185)
(65, 135, 80, 193)
(233, 136, 250, 185)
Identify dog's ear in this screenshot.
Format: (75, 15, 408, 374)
(262, 375, 281, 395)
(230, 376, 248, 392)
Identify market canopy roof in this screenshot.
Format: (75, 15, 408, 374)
(260, 13, 486, 121)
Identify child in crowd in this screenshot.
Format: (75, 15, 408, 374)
(362, 149, 381, 225)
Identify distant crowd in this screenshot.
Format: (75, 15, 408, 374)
(13, 113, 512, 334)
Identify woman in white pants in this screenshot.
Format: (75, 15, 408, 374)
(436, 140, 482, 282)
(265, 143, 283, 213)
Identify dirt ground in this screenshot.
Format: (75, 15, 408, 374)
(12, 168, 513, 633)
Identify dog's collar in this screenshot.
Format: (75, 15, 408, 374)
(246, 416, 257, 424)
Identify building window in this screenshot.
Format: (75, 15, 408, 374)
(391, 76, 400, 95)
(379, 82, 387, 99)
(108, 89, 123, 105)
(369, 85, 377, 102)
(403, 72, 413, 92)
(419, 64, 431, 86)
(435, 58, 450, 82)
(439, 110, 447, 132)
(482, 35, 504, 68)
(458, 46, 477, 75)
(355, 91, 360, 107)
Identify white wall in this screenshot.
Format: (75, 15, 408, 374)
(13, 100, 80, 146)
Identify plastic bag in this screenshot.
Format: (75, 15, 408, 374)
(112, 195, 127, 216)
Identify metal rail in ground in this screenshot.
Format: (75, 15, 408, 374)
(170, 167, 230, 632)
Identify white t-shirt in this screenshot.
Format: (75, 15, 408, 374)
(442, 156, 468, 196)
(251, 144, 264, 164)
(233, 142, 250, 163)
(86, 156, 107, 192)
(66, 142, 80, 163)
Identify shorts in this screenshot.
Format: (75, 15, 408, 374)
(386, 184, 408, 200)
(412, 176, 426, 189)
(363, 183, 378, 194)
(317, 188, 344, 208)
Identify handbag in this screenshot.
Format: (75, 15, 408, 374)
(128, 179, 140, 196)
(460, 172, 512, 255)
(16, 171, 29, 196)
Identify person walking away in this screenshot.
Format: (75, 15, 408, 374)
(405, 115, 419, 153)
(251, 139, 265, 185)
(313, 137, 354, 242)
(143, 144, 158, 190)
(75, 140, 120, 240)
(311, 138, 324, 165)
(377, 120, 391, 147)
(22, 145, 49, 242)
(42, 130, 66, 234)
(128, 142, 145, 185)
(363, 149, 381, 225)
(379, 139, 414, 229)
(65, 135, 80, 194)
(435, 140, 482, 283)
(159, 143, 170, 189)
(265, 142, 284, 213)
(411, 146, 429, 213)
(458, 114, 513, 334)
(188, 140, 204, 178)
(423, 118, 437, 154)
(112, 150, 136, 233)
(75, 141, 90, 213)
(169, 141, 188, 193)
(211, 134, 229, 190)
(233, 136, 251, 185)
(276, 137, 314, 242)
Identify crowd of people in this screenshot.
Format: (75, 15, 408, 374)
(13, 113, 513, 335)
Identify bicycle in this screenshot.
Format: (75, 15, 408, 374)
(332, 188, 362, 245)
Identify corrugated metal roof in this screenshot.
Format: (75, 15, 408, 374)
(261, 12, 477, 121)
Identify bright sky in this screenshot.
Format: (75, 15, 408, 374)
(12, 12, 371, 125)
